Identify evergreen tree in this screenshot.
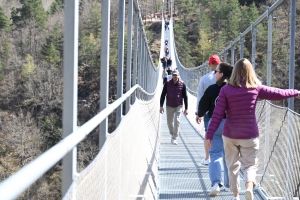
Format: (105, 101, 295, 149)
(0, 61, 2, 79)
(0, 39, 10, 70)
(13, 0, 47, 27)
(195, 30, 212, 64)
(198, 10, 211, 33)
(79, 33, 100, 68)
(0, 6, 11, 31)
(41, 24, 63, 64)
(85, 2, 101, 38)
(49, 0, 64, 15)
(225, 0, 241, 41)
(174, 20, 194, 67)
(44, 43, 61, 65)
(239, 0, 266, 6)
(240, 3, 260, 31)
(241, 3, 260, 56)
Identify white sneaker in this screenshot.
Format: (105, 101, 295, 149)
(171, 138, 174, 144)
(173, 140, 178, 145)
(245, 188, 253, 200)
(201, 158, 210, 165)
(210, 183, 220, 196)
(222, 187, 230, 192)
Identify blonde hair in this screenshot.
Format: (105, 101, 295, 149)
(228, 58, 261, 88)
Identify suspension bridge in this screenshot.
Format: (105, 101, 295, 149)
(0, 0, 299, 199)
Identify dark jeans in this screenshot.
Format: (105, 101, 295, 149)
(163, 77, 167, 84)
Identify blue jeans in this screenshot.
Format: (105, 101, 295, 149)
(208, 118, 229, 188)
(204, 113, 210, 132)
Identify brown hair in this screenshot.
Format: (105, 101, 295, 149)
(216, 63, 233, 86)
(228, 58, 261, 88)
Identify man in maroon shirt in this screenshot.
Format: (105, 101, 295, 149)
(159, 70, 188, 145)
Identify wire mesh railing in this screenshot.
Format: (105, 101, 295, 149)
(64, 88, 161, 200)
(173, 0, 299, 199)
(0, 0, 162, 199)
(255, 100, 300, 199)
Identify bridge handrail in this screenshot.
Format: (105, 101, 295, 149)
(173, 0, 300, 198)
(0, 85, 139, 200)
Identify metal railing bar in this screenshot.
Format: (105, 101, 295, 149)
(0, 84, 139, 200)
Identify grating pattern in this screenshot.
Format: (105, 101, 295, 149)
(63, 90, 161, 200)
(158, 93, 263, 200)
(255, 100, 300, 199)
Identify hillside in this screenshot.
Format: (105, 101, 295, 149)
(0, 0, 299, 199)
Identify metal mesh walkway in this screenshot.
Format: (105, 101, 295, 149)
(158, 106, 262, 199)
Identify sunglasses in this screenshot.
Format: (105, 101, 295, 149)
(214, 70, 221, 74)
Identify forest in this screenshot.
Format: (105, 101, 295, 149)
(0, 0, 299, 199)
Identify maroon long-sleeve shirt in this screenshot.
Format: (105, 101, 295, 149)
(206, 82, 298, 140)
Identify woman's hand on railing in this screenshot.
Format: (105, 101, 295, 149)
(296, 91, 300, 100)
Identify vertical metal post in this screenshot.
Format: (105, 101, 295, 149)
(125, 0, 133, 114)
(251, 22, 257, 70)
(132, 14, 139, 103)
(267, 8, 273, 87)
(138, 28, 143, 87)
(170, 1, 172, 18)
(99, 0, 111, 149)
(146, 54, 149, 91)
(162, 1, 164, 19)
(264, 8, 273, 176)
(144, 42, 147, 90)
(219, 53, 223, 63)
(144, 46, 146, 91)
(288, 0, 295, 110)
(173, 0, 175, 17)
(142, 37, 145, 89)
(62, 0, 79, 196)
(224, 50, 227, 63)
(239, 33, 244, 59)
(116, 0, 125, 126)
(145, 41, 148, 90)
(140, 36, 143, 88)
(143, 39, 149, 91)
(286, 1, 296, 199)
(230, 42, 235, 66)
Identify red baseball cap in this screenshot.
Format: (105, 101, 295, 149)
(208, 55, 221, 65)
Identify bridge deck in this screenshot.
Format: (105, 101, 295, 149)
(158, 112, 261, 200)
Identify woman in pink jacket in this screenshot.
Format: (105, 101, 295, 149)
(206, 58, 300, 200)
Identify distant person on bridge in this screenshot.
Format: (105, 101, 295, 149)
(165, 39, 168, 45)
(166, 67, 172, 81)
(165, 19, 169, 30)
(195, 55, 221, 166)
(162, 69, 168, 84)
(166, 67, 172, 75)
(206, 58, 300, 200)
(167, 57, 172, 66)
(160, 70, 188, 145)
(165, 46, 169, 57)
(161, 57, 167, 69)
(196, 62, 232, 196)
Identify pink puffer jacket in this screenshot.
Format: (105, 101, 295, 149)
(206, 82, 299, 140)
